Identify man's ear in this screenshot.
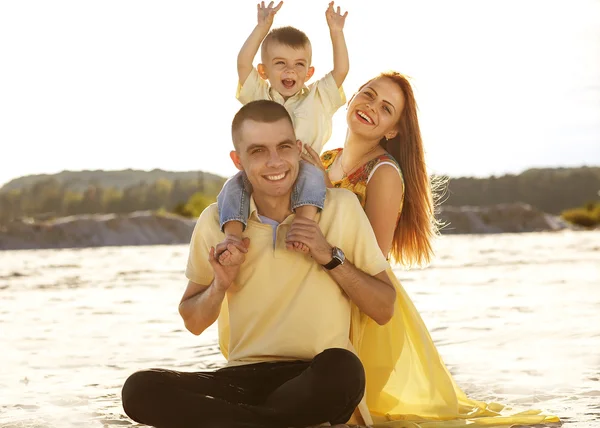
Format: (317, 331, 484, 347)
(305, 66, 315, 82)
(296, 139, 303, 153)
(230, 150, 244, 171)
(257, 64, 268, 80)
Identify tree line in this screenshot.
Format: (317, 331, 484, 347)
(0, 177, 224, 224)
(443, 166, 600, 214)
(1, 166, 598, 225)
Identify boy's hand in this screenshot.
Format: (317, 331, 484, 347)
(257, 1, 283, 28)
(325, 1, 348, 33)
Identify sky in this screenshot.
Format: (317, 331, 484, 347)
(1, 0, 599, 187)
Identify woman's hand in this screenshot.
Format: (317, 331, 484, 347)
(301, 143, 334, 188)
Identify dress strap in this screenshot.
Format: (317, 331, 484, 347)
(365, 155, 402, 184)
(367, 161, 401, 184)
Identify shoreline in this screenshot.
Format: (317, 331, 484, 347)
(0, 203, 581, 251)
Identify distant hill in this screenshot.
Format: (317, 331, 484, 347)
(443, 166, 600, 214)
(0, 168, 227, 193)
(1, 166, 598, 217)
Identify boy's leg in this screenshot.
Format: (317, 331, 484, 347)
(288, 160, 327, 253)
(217, 171, 252, 265)
(291, 160, 327, 213)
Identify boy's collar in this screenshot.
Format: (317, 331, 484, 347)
(268, 85, 309, 103)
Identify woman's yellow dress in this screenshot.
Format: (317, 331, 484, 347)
(320, 149, 560, 427)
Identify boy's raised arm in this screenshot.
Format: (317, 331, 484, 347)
(237, 1, 283, 85)
(326, 1, 349, 88)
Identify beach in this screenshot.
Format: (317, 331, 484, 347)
(1, 230, 599, 427)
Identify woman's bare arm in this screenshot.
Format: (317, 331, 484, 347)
(363, 165, 404, 256)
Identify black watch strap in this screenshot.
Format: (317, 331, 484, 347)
(322, 257, 342, 270)
(322, 247, 344, 270)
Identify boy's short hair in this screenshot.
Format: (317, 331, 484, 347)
(231, 100, 294, 149)
(261, 26, 312, 64)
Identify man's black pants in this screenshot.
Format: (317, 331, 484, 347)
(121, 348, 365, 428)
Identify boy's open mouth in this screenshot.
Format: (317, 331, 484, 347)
(282, 79, 296, 89)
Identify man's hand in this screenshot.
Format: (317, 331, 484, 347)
(257, 1, 283, 28)
(285, 216, 333, 265)
(209, 238, 250, 293)
(325, 1, 348, 33)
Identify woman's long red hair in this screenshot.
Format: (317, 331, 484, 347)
(363, 72, 444, 267)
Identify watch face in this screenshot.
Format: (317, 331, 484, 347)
(332, 247, 345, 262)
(323, 247, 345, 270)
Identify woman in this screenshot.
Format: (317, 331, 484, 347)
(300, 72, 559, 427)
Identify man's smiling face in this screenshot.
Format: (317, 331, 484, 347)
(231, 117, 301, 200)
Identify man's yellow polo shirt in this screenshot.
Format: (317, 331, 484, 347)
(236, 69, 346, 154)
(185, 188, 389, 366)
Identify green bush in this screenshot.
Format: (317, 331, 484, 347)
(172, 192, 214, 218)
(561, 206, 600, 228)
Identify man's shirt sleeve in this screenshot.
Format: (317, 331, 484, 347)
(185, 204, 219, 286)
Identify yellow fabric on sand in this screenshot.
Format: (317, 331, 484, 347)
(349, 266, 560, 427)
(319, 147, 560, 426)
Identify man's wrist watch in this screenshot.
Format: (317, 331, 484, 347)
(322, 246, 345, 270)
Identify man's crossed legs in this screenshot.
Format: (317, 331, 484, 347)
(121, 348, 365, 428)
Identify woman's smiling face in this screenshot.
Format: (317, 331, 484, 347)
(347, 76, 406, 141)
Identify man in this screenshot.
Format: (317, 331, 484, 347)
(121, 100, 396, 428)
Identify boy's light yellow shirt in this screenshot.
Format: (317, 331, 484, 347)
(185, 188, 389, 367)
(236, 69, 346, 154)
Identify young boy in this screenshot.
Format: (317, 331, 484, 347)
(217, 1, 349, 261)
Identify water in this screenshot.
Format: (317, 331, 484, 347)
(1, 231, 599, 427)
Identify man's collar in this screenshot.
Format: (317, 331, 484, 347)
(248, 195, 297, 225)
(248, 196, 261, 223)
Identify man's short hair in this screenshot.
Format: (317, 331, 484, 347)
(261, 26, 312, 64)
(231, 100, 294, 149)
